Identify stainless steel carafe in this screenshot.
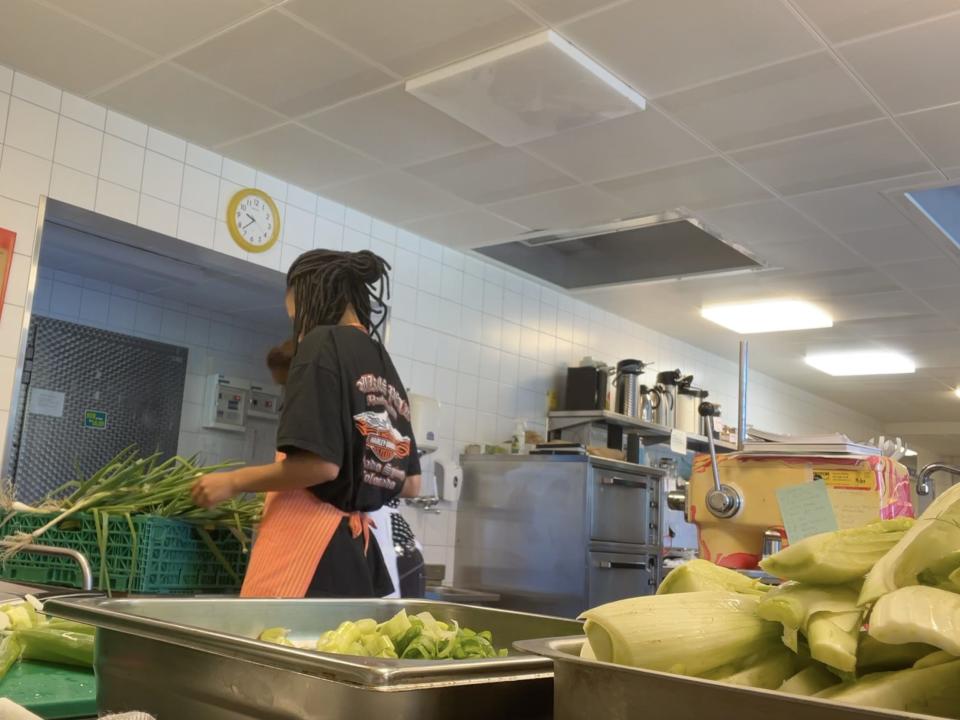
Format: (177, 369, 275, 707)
(655, 370, 681, 428)
(613, 359, 647, 417)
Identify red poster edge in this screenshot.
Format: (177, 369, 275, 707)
(0, 228, 16, 313)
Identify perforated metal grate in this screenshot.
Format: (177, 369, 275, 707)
(10, 317, 187, 503)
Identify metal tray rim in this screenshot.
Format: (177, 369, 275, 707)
(45, 596, 579, 688)
(514, 636, 948, 720)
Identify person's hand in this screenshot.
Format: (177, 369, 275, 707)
(191, 471, 240, 509)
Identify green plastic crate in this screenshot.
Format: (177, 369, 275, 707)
(0, 512, 249, 594)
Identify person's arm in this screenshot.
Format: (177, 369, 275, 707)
(400, 474, 421, 498)
(192, 453, 339, 508)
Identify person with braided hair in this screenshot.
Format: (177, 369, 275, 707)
(192, 249, 422, 598)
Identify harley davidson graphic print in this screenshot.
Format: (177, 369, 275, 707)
(276, 325, 420, 513)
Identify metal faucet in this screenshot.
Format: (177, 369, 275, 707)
(916, 463, 960, 496)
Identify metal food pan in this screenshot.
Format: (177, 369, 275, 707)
(515, 636, 947, 720)
(45, 596, 581, 720)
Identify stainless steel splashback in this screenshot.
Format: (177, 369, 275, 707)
(9, 316, 187, 502)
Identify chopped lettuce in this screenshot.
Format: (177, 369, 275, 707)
(816, 659, 960, 717)
(657, 560, 769, 596)
(580, 591, 781, 677)
(258, 610, 507, 660)
(869, 585, 960, 655)
(761, 519, 913, 585)
(860, 483, 960, 605)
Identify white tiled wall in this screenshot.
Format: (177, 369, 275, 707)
(31, 266, 283, 467)
(0, 65, 883, 581)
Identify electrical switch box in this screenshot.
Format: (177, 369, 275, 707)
(248, 382, 282, 421)
(203, 374, 250, 433)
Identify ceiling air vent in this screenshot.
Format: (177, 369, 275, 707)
(476, 212, 761, 290)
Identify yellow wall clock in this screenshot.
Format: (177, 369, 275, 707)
(227, 188, 281, 253)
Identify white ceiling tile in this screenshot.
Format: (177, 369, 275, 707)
(792, 0, 960, 44)
(517, 0, 621, 23)
(915, 285, 960, 314)
(730, 120, 932, 196)
(407, 145, 576, 204)
(839, 13, 960, 113)
(842, 314, 957, 338)
(44, 0, 265, 55)
(404, 209, 527, 249)
(302, 85, 489, 166)
(561, 0, 820, 98)
(756, 236, 867, 272)
(176, 11, 392, 116)
(882, 257, 960, 290)
(658, 52, 882, 151)
(596, 157, 770, 214)
(96, 64, 284, 147)
(839, 223, 948, 265)
(489, 185, 631, 229)
(828, 290, 931, 321)
(764, 268, 898, 299)
(787, 172, 942, 233)
(899, 103, 960, 168)
(698, 199, 828, 247)
(219, 124, 381, 189)
(283, 0, 539, 77)
(521, 108, 711, 183)
(0, 0, 153, 96)
(318, 171, 470, 224)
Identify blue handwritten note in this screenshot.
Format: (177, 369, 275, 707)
(776, 480, 838, 543)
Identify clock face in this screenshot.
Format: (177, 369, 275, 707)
(227, 189, 281, 253)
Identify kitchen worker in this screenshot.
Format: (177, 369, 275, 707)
(192, 249, 421, 598)
(260, 337, 425, 598)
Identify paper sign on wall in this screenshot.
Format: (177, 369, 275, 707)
(83, 410, 107, 430)
(670, 429, 687, 454)
(28, 389, 66, 418)
(776, 480, 838, 543)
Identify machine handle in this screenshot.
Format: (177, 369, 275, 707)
(1, 543, 93, 592)
(600, 476, 648, 489)
(598, 560, 651, 570)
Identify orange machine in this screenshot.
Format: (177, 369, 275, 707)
(686, 452, 914, 570)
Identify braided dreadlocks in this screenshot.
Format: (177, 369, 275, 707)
(286, 249, 391, 348)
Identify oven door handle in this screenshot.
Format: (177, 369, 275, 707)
(597, 560, 651, 570)
(599, 476, 648, 489)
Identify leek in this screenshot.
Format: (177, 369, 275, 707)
(0, 635, 20, 681)
(580, 591, 781, 677)
(16, 626, 94, 668)
(869, 585, 960, 655)
(860, 482, 960, 605)
(855, 635, 935, 675)
(779, 664, 840, 696)
(816, 659, 960, 718)
(657, 560, 769, 596)
(807, 610, 862, 673)
(760, 518, 913, 585)
(710, 647, 801, 689)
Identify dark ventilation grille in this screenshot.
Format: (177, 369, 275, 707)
(477, 214, 760, 289)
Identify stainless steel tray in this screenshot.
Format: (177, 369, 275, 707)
(515, 636, 947, 720)
(45, 596, 581, 719)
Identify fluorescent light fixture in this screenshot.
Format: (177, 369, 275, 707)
(954, 387, 960, 399)
(804, 351, 916, 376)
(545, 32, 647, 109)
(701, 299, 833, 334)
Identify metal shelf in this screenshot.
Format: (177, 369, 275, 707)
(547, 410, 737, 453)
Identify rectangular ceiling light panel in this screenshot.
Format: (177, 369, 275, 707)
(805, 350, 916, 376)
(701, 299, 833, 334)
(405, 30, 646, 146)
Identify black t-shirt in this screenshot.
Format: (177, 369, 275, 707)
(276, 325, 420, 513)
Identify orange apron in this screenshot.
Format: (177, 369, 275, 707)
(240, 452, 373, 598)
